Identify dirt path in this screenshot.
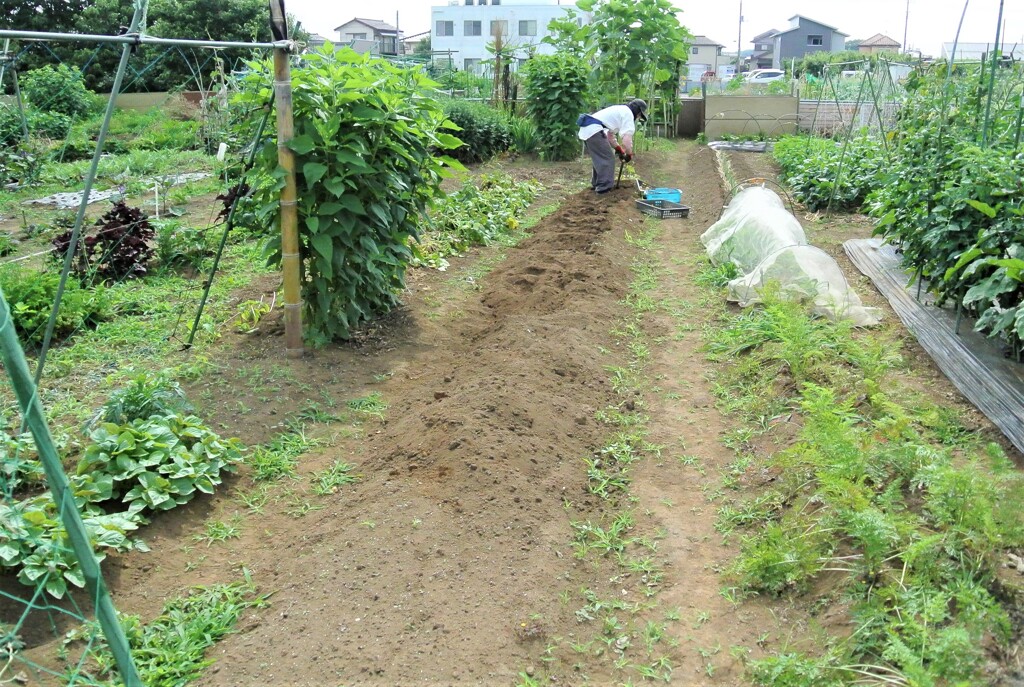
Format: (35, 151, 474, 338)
(171, 142, 773, 686)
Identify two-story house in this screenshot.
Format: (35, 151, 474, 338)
(684, 35, 725, 89)
(334, 18, 403, 56)
(430, 0, 590, 74)
(770, 15, 847, 69)
(749, 29, 779, 70)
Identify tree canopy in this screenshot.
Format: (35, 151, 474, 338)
(545, 0, 691, 102)
(1, 0, 295, 93)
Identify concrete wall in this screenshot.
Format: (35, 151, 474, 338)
(112, 92, 203, 110)
(704, 95, 799, 139)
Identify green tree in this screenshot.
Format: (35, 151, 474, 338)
(0, 0, 87, 32)
(545, 0, 691, 100)
(413, 35, 431, 58)
(5, 0, 276, 93)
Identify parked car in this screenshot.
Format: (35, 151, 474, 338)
(744, 69, 786, 83)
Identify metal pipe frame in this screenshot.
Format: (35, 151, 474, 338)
(0, 29, 291, 51)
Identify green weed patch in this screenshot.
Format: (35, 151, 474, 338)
(72, 575, 264, 686)
(703, 284, 1024, 685)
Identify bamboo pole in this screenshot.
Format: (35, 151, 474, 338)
(271, 11, 303, 357)
(0, 289, 141, 686)
(980, 0, 1005, 148)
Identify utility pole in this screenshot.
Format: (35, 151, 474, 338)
(902, 0, 910, 52)
(736, 0, 743, 71)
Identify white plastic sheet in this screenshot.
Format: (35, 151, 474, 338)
(702, 187, 784, 249)
(727, 245, 883, 326)
(706, 206, 807, 273)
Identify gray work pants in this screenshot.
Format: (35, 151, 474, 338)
(584, 131, 616, 193)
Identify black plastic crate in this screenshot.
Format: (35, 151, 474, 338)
(635, 198, 690, 219)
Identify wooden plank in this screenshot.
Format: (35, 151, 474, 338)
(844, 238, 1024, 456)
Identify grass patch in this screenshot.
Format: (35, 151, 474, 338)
(248, 428, 321, 482)
(311, 460, 359, 495)
(74, 573, 264, 686)
(346, 392, 387, 419)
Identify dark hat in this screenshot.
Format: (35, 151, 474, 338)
(627, 99, 648, 122)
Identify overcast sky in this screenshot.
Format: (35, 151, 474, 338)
(286, 0, 1022, 57)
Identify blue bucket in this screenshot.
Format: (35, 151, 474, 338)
(644, 188, 682, 203)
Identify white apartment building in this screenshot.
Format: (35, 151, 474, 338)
(431, 0, 590, 73)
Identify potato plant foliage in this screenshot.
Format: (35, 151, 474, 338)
(242, 46, 463, 342)
(0, 375, 241, 599)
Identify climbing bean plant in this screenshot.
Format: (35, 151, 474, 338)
(868, 62, 1024, 347)
(242, 46, 463, 343)
(521, 53, 590, 161)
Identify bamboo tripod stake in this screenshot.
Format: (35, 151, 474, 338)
(271, 12, 303, 358)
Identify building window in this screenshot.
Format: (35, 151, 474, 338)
(381, 36, 397, 54)
(808, 34, 823, 46)
(518, 20, 537, 37)
(465, 20, 481, 36)
(490, 20, 508, 37)
(492, 0, 500, 4)
(465, 0, 473, 4)
(436, 20, 453, 37)
(691, 46, 698, 54)
(464, 58, 481, 73)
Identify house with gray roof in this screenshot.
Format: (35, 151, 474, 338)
(750, 29, 779, 70)
(770, 15, 848, 69)
(334, 18, 403, 56)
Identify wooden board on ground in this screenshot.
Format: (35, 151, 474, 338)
(845, 238, 1024, 456)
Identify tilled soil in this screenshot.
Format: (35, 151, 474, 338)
(9, 142, 786, 686)
(184, 182, 691, 685)
(17, 142, 1017, 686)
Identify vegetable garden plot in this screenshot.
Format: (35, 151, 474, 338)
(772, 61, 1024, 351)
